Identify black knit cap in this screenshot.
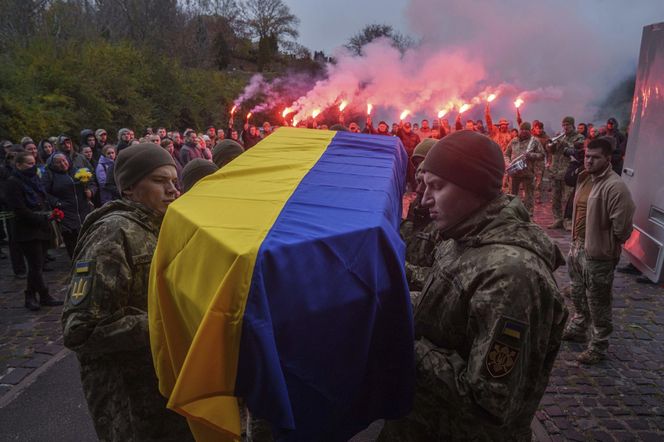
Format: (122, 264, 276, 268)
(422, 130, 505, 200)
(114, 143, 176, 192)
(212, 140, 244, 168)
(181, 158, 219, 192)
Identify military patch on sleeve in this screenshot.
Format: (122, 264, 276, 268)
(485, 316, 528, 378)
(486, 341, 520, 378)
(69, 260, 95, 306)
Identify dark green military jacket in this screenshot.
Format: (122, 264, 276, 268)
(61, 199, 192, 442)
(381, 195, 568, 442)
(401, 197, 443, 291)
(548, 132, 585, 180)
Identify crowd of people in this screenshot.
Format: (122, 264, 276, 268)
(0, 103, 634, 441)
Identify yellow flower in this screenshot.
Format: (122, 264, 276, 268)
(74, 168, 93, 183)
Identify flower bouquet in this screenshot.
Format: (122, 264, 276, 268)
(48, 208, 65, 248)
(74, 168, 93, 183)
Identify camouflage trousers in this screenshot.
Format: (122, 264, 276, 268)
(510, 176, 535, 214)
(551, 179, 572, 222)
(534, 161, 546, 192)
(567, 241, 618, 354)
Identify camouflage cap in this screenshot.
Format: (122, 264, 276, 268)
(519, 122, 531, 131)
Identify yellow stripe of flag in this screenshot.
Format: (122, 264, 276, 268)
(148, 128, 335, 441)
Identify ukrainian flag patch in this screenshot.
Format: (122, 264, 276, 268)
(502, 319, 527, 341)
(75, 260, 93, 274)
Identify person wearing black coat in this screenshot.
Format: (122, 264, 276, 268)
(5, 151, 62, 310)
(0, 147, 27, 276)
(41, 152, 92, 258)
(606, 117, 627, 175)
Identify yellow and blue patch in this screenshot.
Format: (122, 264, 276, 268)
(502, 320, 527, 340)
(70, 260, 95, 306)
(75, 260, 92, 274)
(486, 317, 528, 378)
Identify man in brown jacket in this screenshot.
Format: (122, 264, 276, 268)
(563, 137, 635, 364)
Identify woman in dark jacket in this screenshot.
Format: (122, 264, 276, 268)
(5, 151, 62, 310)
(37, 139, 55, 176)
(42, 152, 92, 258)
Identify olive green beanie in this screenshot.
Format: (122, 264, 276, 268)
(181, 158, 219, 192)
(114, 143, 176, 192)
(412, 138, 437, 160)
(212, 140, 244, 168)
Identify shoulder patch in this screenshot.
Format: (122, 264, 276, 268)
(486, 342, 519, 378)
(486, 316, 528, 378)
(69, 260, 95, 306)
(75, 260, 94, 274)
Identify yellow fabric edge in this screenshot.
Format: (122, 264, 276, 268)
(148, 128, 336, 441)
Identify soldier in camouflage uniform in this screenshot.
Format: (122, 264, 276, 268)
(379, 131, 568, 442)
(532, 120, 550, 202)
(547, 116, 585, 229)
(505, 122, 544, 214)
(401, 140, 443, 290)
(61, 144, 193, 441)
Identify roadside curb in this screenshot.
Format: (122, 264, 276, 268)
(0, 348, 70, 409)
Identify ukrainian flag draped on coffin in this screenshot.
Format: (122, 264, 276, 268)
(148, 127, 415, 441)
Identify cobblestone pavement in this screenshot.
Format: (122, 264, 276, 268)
(531, 190, 664, 442)
(1, 192, 664, 441)
(0, 246, 69, 399)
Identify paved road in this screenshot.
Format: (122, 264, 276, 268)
(0, 351, 96, 441)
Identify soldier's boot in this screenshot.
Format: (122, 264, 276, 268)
(24, 291, 40, 311)
(39, 290, 63, 307)
(562, 326, 587, 343)
(547, 219, 564, 229)
(577, 348, 605, 365)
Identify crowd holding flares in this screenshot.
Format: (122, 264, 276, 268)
(228, 77, 557, 131)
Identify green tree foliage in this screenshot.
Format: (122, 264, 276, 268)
(0, 39, 249, 141)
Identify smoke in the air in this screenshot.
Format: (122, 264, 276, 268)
(404, 0, 664, 128)
(232, 0, 664, 131)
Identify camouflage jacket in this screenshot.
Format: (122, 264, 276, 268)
(61, 199, 192, 442)
(548, 131, 585, 180)
(403, 221, 443, 291)
(505, 136, 544, 178)
(407, 195, 568, 441)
